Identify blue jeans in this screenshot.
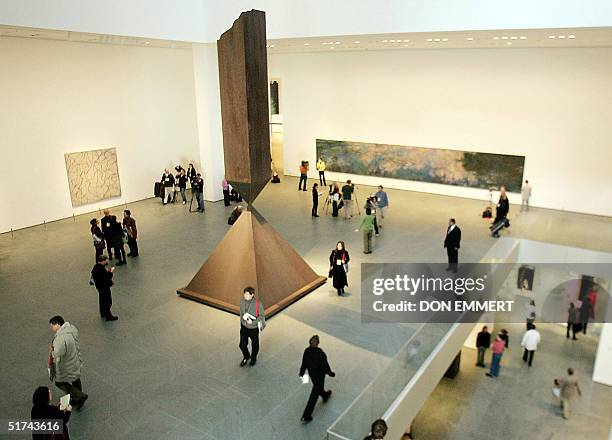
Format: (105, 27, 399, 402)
(195, 191, 204, 211)
(490, 352, 502, 376)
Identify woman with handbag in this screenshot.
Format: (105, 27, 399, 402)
(329, 241, 350, 296)
(90, 218, 105, 263)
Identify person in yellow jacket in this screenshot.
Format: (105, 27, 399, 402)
(316, 158, 326, 186)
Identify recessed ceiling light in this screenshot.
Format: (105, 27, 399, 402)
(145, 41, 150, 45)
(510, 36, 518, 40)
(442, 38, 449, 42)
(354, 41, 360, 44)
(548, 35, 556, 39)
(568, 35, 576, 39)
(266, 45, 269, 48)
(270, 45, 275, 48)
(520, 36, 527, 40)
(427, 38, 433, 42)
(493, 37, 500, 40)
(335, 41, 340, 44)
(403, 39, 410, 42)
(434, 38, 441, 42)
(467, 37, 474, 41)
(382, 40, 388, 43)
(506, 42, 512, 45)
(304, 43, 310, 46)
(558, 35, 565, 39)
(403, 44, 409, 47)
(501, 36, 509, 40)
(330, 46, 335, 49)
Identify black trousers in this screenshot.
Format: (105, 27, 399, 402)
(567, 323, 579, 338)
(299, 174, 307, 190)
(239, 326, 259, 361)
(447, 247, 458, 271)
(97, 287, 113, 318)
(55, 378, 86, 406)
(303, 375, 327, 418)
(94, 245, 104, 262)
(312, 199, 318, 216)
(105, 237, 113, 258)
(318, 171, 326, 186)
(223, 189, 231, 206)
(112, 238, 126, 262)
(127, 236, 138, 256)
(522, 349, 535, 366)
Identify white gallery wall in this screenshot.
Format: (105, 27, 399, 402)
(269, 47, 612, 216)
(0, 37, 200, 233)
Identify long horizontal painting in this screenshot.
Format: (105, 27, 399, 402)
(316, 139, 525, 192)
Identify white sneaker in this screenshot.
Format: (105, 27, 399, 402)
(183, 201, 186, 205)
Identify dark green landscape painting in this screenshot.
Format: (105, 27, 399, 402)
(316, 139, 525, 192)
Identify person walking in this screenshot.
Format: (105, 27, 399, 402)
(91, 255, 118, 321)
(486, 333, 506, 378)
(444, 218, 461, 273)
(299, 335, 335, 423)
(312, 183, 321, 217)
(521, 180, 532, 211)
(341, 180, 354, 219)
(329, 241, 350, 296)
(100, 209, 114, 259)
(222, 177, 231, 206)
(566, 302, 579, 340)
(492, 187, 509, 237)
(525, 299, 536, 329)
(109, 216, 126, 265)
(299, 161, 309, 191)
(160, 169, 175, 205)
(192, 173, 205, 212)
(176, 169, 189, 204)
(31, 386, 71, 439)
(476, 326, 491, 367)
(90, 218, 105, 263)
(559, 368, 581, 419)
(239, 287, 265, 367)
(579, 297, 591, 335)
(122, 210, 138, 257)
(316, 158, 326, 186)
(49, 316, 88, 409)
(521, 324, 541, 367)
(357, 208, 376, 254)
(375, 185, 389, 226)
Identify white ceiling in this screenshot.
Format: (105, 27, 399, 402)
(266, 27, 612, 53)
(1, 25, 611, 54)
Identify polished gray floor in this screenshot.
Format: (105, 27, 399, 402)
(1, 177, 612, 439)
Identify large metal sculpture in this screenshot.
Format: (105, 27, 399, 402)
(177, 10, 326, 317)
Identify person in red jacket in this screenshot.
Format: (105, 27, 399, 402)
(486, 333, 506, 378)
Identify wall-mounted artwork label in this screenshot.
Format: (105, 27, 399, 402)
(316, 139, 525, 192)
(64, 147, 122, 207)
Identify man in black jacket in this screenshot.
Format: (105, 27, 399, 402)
(160, 169, 175, 205)
(101, 209, 114, 259)
(90, 255, 118, 321)
(299, 335, 335, 423)
(444, 218, 461, 273)
(476, 326, 491, 367)
(109, 216, 126, 265)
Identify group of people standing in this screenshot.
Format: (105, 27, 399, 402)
(90, 209, 138, 265)
(159, 164, 206, 212)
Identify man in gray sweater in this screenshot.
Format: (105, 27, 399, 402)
(49, 316, 88, 409)
(239, 287, 266, 367)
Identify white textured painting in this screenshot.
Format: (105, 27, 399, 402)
(64, 147, 121, 207)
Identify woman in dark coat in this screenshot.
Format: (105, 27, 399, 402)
(329, 241, 350, 296)
(90, 218, 105, 263)
(330, 185, 341, 217)
(493, 187, 510, 224)
(31, 386, 71, 440)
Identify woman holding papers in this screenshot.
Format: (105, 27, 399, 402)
(239, 287, 266, 367)
(299, 335, 335, 423)
(329, 241, 350, 296)
(31, 386, 71, 439)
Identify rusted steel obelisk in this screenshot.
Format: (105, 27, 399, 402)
(177, 10, 326, 317)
